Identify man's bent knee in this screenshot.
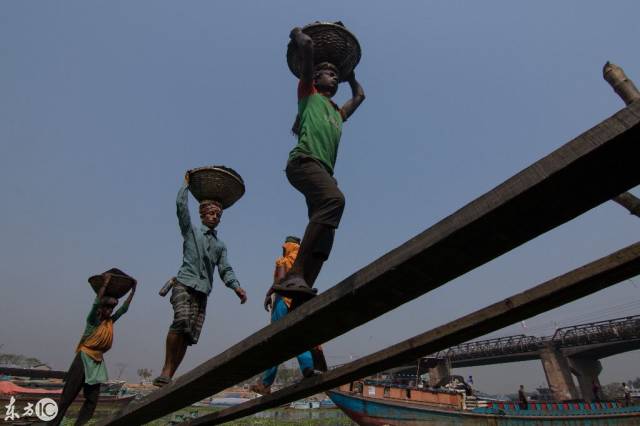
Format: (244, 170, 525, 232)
(312, 191, 345, 229)
(328, 191, 346, 216)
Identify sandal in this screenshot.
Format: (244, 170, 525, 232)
(249, 382, 272, 396)
(302, 368, 323, 378)
(152, 375, 171, 387)
(273, 275, 318, 299)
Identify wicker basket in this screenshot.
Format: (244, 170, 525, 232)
(287, 22, 361, 82)
(188, 165, 245, 209)
(88, 268, 136, 299)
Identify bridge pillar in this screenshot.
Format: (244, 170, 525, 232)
(428, 360, 450, 387)
(540, 345, 578, 401)
(569, 358, 602, 401)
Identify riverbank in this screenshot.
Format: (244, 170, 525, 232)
(59, 405, 355, 425)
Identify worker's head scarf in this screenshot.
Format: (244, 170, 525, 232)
(285, 236, 301, 244)
(199, 200, 223, 214)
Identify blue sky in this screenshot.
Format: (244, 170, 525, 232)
(1, 1, 638, 394)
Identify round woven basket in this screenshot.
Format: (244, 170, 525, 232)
(88, 272, 135, 299)
(188, 165, 245, 209)
(287, 22, 361, 82)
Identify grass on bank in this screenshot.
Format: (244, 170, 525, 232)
(59, 405, 354, 425)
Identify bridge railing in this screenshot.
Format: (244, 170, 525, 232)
(552, 315, 640, 346)
(436, 334, 544, 360)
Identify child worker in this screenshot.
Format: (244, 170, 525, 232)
(153, 172, 247, 387)
(49, 269, 136, 426)
(274, 26, 365, 303)
(251, 236, 327, 395)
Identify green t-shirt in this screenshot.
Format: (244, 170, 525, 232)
(289, 80, 344, 175)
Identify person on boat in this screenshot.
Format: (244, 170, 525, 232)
(592, 380, 601, 402)
(273, 26, 365, 304)
(623, 382, 631, 406)
(518, 385, 528, 410)
(49, 269, 136, 426)
(251, 236, 325, 395)
(153, 172, 247, 387)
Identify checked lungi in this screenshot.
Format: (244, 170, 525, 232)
(169, 281, 207, 345)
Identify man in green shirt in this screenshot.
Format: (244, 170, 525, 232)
(275, 26, 365, 303)
(50, 269, 136, 426)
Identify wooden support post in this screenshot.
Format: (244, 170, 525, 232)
(0, 367, 66, 380)
(186, 242, 640, 425)
(603, 62, 640, 218)
(604, 62, 640, 104)
(101, 102, 640, 426)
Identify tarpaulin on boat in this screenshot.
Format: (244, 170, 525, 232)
(0, 380, 62, 395)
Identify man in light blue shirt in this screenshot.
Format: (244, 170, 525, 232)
(153, 172, 247, 387)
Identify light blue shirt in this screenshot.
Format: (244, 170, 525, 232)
(175, 183, 240, 295)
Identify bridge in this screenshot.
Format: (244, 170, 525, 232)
(403, 315, 640, 400)
(437, 314, 640, 365)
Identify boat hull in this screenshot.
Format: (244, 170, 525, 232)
(329, 389, 485, 425)
(328, 389, 640, 426)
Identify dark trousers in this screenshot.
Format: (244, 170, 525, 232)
(286, 156, 345, 229)
(49, 353, 101, 426)
(286, 156, 345, 259)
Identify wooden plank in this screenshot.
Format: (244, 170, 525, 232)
(188, 242, 640, 425)
(101, 102, 640, 426)
(0, 367, 66, 380)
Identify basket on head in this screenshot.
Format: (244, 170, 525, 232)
(88, 268, 136, 299)
(287, 21, 361, 82)
(188, 166, 245, 209)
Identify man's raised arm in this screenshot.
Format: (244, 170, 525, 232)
(176, 172, 192, 236)
(340, 71, 365, 121)
(290, 27, 314, 83)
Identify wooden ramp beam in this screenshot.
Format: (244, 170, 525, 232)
(0, 367, 66, 380)
(101, 101, 640, 426)
(187, 242, 640, 425)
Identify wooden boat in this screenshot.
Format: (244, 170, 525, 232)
(206, 389, 257, 407)
(11, 378, 126, 395)
(327, 380, 640, 425)
(290, 399, 321, 409)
